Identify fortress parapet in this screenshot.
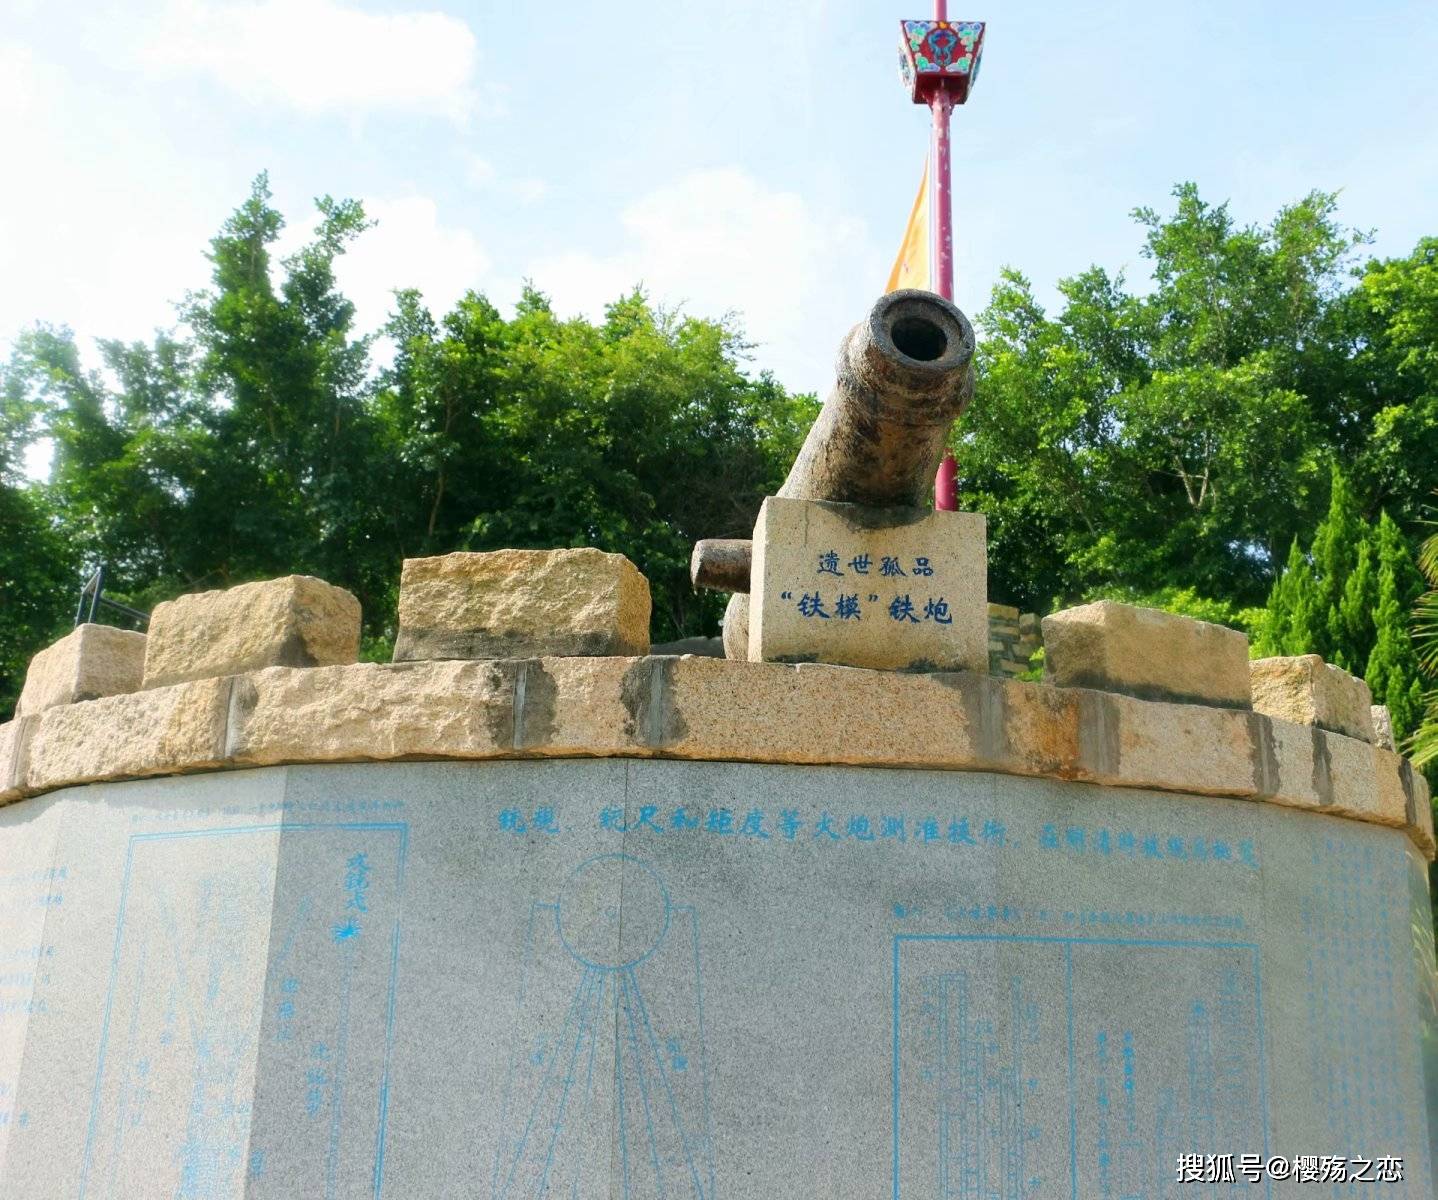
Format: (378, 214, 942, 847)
(1, 301, 1434, 1198)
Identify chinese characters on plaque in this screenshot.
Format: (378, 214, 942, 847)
(749, 496, 987, 671)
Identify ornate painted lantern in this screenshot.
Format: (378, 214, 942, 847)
(898, 19, 986, 105)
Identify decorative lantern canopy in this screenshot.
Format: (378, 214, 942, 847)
(898, 19, 985, 105)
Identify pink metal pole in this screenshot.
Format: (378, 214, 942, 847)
(931, 0, 957, 509)
(929, 90, 955, 303)
(934, 450, 958, 510)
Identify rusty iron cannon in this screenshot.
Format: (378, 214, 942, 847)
(691, 289, 977, 657)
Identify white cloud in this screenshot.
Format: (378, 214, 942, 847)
(464, 153, 547, 202)
(0, 43, 215, 352)
(465, 154, 497, 188)
(0, 43, 44, 120)
(508, 177, 549, 203)
(281, 194, 493, 336)
(139, 0, 483, 122)
(528, 168, 883, 394)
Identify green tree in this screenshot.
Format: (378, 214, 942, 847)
(0, 349, 77, 716)
(376, 284, 816, 640)
(0, 176, 816, 681)
(960, 184, 1358, 611)
(1367, 558, 1424, 740)
(1407, 510, 1438, 771)
(1256, 471, 1427, 742)
(1308, 467, 1367, 668)
(1253, 538, 1320, 657)
(1322, 239, 1438, 531)
(8, 176, 395, 626)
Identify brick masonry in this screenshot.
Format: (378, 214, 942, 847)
(988, 602, 1042, 677)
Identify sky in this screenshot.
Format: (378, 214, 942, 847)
(3, 0, 1437, 436)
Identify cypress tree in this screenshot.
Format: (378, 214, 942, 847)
(1335, 540, 1376, 672)
(1312, 466, 1363, 655)
(1367, 558, 1424, 740)
(1365, 511, 1428, 741)
(1375, 511, 1424, 609)
(1256, 539, 1299, 656)
(1257, 536, 1322, 657)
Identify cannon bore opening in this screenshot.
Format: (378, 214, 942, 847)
(890, 315, 947, 362)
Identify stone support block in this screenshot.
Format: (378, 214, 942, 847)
(1249, 655, 1374, 742)
(520, 657, 661, 758)
(1042, 601, 1251, 708)
(226, 661, 518, 766)
(0, 719, 33, 804)
(24, 677, 231, 792)
(143, 575, 360, 689)
(1075, 692, 1257, 796)
(0, 653, 1432, 860)
(16, 623, 147, 716)
(749, 497, 986, 672)
(1406, 765, 1436, 858)
(658, 658, 981, 768)
(394, 549, 650, 662)
(1372, 705, 1395, 751)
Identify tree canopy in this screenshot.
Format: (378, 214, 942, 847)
(3, 177, 1436, 731)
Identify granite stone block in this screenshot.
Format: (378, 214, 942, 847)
(394, 548, 651, 662)
(16, 623, 146, 716)
(1250, 654, 1375, 742)
(0, 761, 1435, 1197)
(143, 574, 360, 688)
(749, 496, 986, 672)
(1043, 600, 1252, 708)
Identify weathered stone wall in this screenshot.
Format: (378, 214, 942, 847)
(1, 655, 1432, 857)
(988, 602, 1042, 677)
(1, 760, 1434, 1198)
(4, 559, 1435, 1197)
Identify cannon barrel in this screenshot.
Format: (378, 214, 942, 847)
(777, 288, 975, 506)
(689, 290, 977, 658)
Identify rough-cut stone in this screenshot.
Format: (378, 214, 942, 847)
(1, 654, 1433, 858)
(3, 760, 1435, 1197)
(721, 593, 750, 659)
(226, 661, 517, 765)
(1042, 600, 1251, 708)
(394, 549, 650, 662)
(1371, 704, 1395, 751)
(1249, 655, 1374, 742)
(1407, 767, 1436, 857)
(1372, 744, 1423, 834)
(0, 719, 28, 804)
(15, 623, 146, 716)
(1084, 691, 1256, 797)
(518, 657, 656, 758)
(749, 497, 986, 671)
(662, 657, 982, 767)
(24, 677, 231, 791)
(143, 575, 360, 689)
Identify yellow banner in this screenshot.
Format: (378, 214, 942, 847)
(885, 156, 931, 293)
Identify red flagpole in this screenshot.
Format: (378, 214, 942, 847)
(930, 0, 954, 303)
(930, 0, 959, 510)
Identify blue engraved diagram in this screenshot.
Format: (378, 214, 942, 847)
(894, 934, 1270, 1200)
(493, 854, 713, 1200)
(79, 823, 407, 1200)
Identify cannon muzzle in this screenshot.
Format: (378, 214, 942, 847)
(690, 290, 976, 658)
(777, 288, 975, 507)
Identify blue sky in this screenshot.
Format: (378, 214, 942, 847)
(3, 0, 1436, 412)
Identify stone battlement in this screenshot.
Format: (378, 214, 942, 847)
(3, 554, 1431, 859)
(3, 650, 1431, 858)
